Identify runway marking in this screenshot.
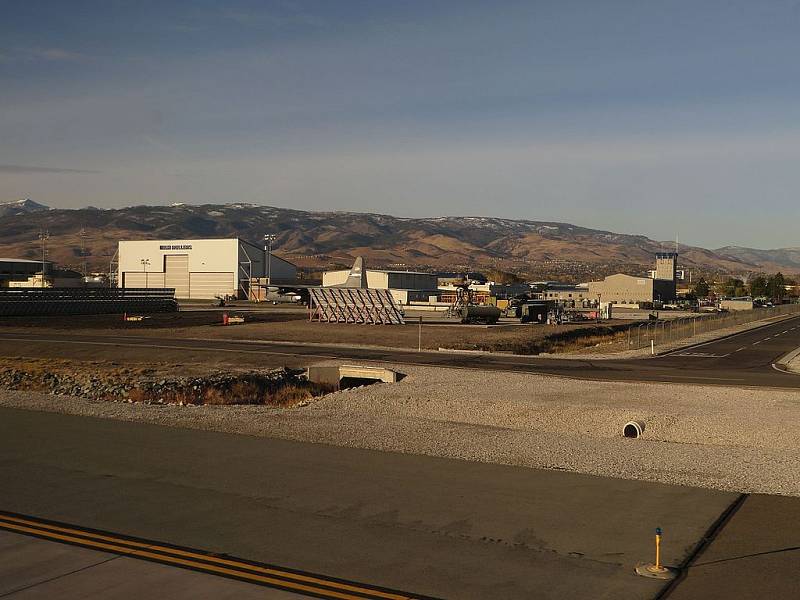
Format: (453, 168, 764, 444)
(672, 352, 729, 358)
(0, 512, 433, 600)
(752, 341, 761, 345)
(735, 347, 747, 352)
(657, 314, 800, 355)
(655, 375, 746, 381)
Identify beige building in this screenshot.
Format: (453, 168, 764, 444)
(322, 268, 439, 305)
(588, 274, 676, 304)
(588, 252, 678, 305)
(541, 284, 591, 303)
(720, 299, 754, 311)
(118, 238, 296, 299)
(323, 269, 437, 290)
(654, 252, 678, 281)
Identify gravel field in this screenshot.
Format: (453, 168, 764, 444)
(4, 362, 800, 497)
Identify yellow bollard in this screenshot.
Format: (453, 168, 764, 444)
(655, 527, 662, 570)
(635, 526, 677, 580)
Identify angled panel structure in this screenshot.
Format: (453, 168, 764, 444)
(309, 287, 405, 325)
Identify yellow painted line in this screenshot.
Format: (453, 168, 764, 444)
(0, 516, 416, 600)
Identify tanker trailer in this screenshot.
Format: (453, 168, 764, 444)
(460, 305, 501, 324)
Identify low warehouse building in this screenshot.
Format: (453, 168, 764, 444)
(323, 268, 437, 289)
(587, 253, 678, 305)
(540, 283, 592, 304)
(322, 267, 439, 305)
(0, 258, 52, 287)
(118, 238, 296, 299)
(588, 273, 676, 305)
(720, 299, 754, 311)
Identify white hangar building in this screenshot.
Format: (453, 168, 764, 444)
(322, 267, 439, 305)
(117, 238, 296, 299)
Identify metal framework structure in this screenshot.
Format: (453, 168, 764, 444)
(309, 287, 405, 325)
(238, 244, 254, 300)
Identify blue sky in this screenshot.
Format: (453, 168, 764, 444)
(1, 1, 800, 248)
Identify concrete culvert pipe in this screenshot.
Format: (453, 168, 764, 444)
(623, 420, 645, 439)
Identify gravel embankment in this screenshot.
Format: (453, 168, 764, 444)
(3, 362, 800, 496)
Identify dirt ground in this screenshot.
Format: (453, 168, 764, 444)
(0, 310, 632, 354)
(0, 356, 217, 379)
(0, 311, 298, 330)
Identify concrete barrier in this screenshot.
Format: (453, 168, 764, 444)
(306, 365, 399, 387)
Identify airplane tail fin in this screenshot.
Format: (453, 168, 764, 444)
(336, 256, 368, 288)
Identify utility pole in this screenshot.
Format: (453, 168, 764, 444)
(80, 227, 88, 278)
(38, 229, 50, 288)
(264, 234, 277, 286)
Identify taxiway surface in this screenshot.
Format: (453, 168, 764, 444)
(0, 315, 798, 388)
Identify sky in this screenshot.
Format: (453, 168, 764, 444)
(1, 0, 800, 249)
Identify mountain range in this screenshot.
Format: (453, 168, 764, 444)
(0, 199, 796, 278)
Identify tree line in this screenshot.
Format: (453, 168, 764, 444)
(691, 272, 796, 300)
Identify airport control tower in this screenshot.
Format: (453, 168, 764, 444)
(654, 252, 678, 281)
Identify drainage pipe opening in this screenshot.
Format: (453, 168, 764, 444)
(623, 420, 645, 439)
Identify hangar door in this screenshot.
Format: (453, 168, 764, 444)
(123, 272, 165, 288)
(189, 272, 235, 299)
(164, 255, 190, 298)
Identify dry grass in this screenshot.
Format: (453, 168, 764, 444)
(129, 378, 335, 406)
(448, 323, 634, 355)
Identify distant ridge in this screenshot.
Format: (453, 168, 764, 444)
(715, 245, 800, 274)
(0, 198, 49, 217)
(0, 202, 796, 276)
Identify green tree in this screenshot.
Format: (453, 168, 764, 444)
(767, 272, 787, 300)
(749, 275, 768, 297)
(720, 277, 746, 297)
(692, 277, 710, 298)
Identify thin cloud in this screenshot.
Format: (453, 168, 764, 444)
(0, 164, 99, 174)
(35, 48, 84, 61)
(0, 47, 86, 63)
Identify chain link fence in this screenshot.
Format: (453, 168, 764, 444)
(626, 303, 800, 351)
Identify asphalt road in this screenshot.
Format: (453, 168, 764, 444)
(1, 314, 799, 388)
(0, 408, 737, 600)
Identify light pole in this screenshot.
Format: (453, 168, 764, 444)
(264, 234, 277, 287)
(140, 258, 150, 288)
(596, 293, 602, 322)
(38, 229, 50, 288)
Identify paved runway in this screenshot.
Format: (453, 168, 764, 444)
(1, 314, 799, 388)
(0, 530, 300, 599)
(0, 408, 737, 600)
